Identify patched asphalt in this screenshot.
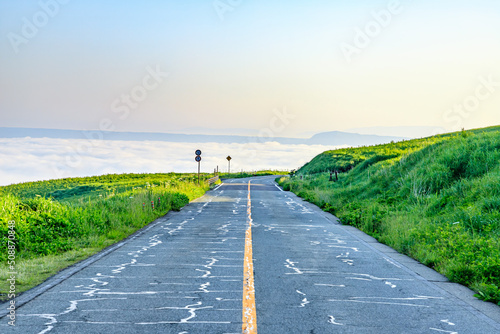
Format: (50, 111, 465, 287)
(1, 176, 499, 333)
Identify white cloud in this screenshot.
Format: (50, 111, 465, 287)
(0, 138, 336, 186)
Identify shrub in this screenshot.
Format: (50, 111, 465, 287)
(171, 193, 189, 211)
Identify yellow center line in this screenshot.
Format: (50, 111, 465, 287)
(242, 180, 257, 334)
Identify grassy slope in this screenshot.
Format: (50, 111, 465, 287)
(0, 173, 211, 299)
(278, 126, 500, 305)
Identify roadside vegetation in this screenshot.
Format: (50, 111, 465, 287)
(278, 126, 500, 305)
(0, 173, 211, 299)
(220, 169, 288, 179)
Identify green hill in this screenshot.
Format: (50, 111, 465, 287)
(279, 126, 500, 305)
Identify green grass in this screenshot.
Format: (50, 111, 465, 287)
(220, 169, 288, 179)
(0, 173, 211, 299)
(278, 126, 500, 305)
(0, 172, 205, 202)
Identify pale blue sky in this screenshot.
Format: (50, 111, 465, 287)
(1, 0, 500, 136)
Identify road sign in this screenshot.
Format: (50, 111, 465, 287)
(227, 156, 231, 174)
(195, 149, 202, 183)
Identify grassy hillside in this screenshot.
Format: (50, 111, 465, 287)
(278, 126, 500, 305)
(0, 173, 211, 299)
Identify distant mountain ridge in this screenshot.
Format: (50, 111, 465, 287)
(0, 127, 407, 147)
(307, 131, 404, 146)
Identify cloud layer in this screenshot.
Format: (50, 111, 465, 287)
(0, 138, 337, 186)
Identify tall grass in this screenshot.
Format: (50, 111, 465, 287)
(279, 128, 500, 305)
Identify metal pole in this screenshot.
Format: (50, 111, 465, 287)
(228, 160, 230, 174)
(198, 161, 200, 184)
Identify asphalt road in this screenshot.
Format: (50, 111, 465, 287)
(2, 176, 500, 333)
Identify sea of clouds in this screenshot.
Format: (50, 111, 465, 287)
(0, 138, 339, 186)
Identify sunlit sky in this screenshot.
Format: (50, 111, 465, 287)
(1, 0, 500, 137)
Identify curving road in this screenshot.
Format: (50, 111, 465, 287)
(2, 176, 500, 333)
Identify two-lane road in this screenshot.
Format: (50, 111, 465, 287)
(2, 176, 499, 333)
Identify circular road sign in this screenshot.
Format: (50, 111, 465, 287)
(195, 156, 202, 162)
(195, 149, 202, 156)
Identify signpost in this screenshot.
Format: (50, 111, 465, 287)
(195, 150, 202, 184)
(226, 155, 232, 174)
